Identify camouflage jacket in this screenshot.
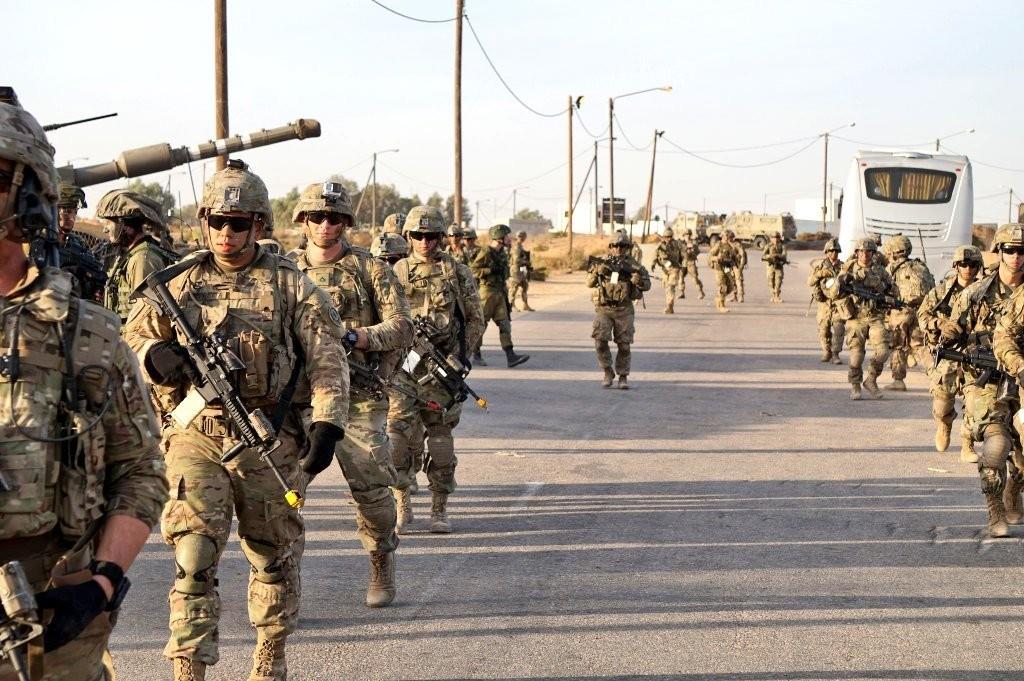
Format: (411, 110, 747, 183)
(291, 242, 412, 381)
(651, 239, 685, 273)
(509, 243, 531, 282)
(393, 250, 485, 359)
(989, 279, 1024, 378)
(446, 245, 473, 267)
(682, 239, 700, 263)
(761, 243, 788, 269)
(806, 256, 844, 304)
(887, 257, 934, 309)
(839, 260, 894, 319)
(946, 274, 1020, 383)
(919, 275, 971, 345)
(471, 245, 511, 293)
(0, 267, 166, 540)
(708, 242, 741, 270)
(124, 248, 350, 430)
(586, 256, 651, 310)
(105, 237, 179, 322)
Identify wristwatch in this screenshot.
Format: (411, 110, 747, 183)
(342, 329, 359, 349)
(88, 559, 131, 611)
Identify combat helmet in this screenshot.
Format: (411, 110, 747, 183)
(489, 224, 512, 240)
(883, 234, 912, 256)
(609, 231, 632, 248)
(463, 228, 479, 241)
(58, 183, 86, 210)
(198, 159, 273, 228)
(96, 189, 165, 228)
(516, 230, 527, 240)
(382, 212, 406, 234)
(991, 223, 1024, 252)
(823, 238, 841, 253)
(662, 227, 674, 238)
(0, 99, 59, 240)
(292, 180, 354, 224)
(723, 229, 735, 239)
(402, 205, 446, 234)
(372, 232, 409, 260)
(854, 238, 878, 252)
(447, 223, 463, 237)
(953, 245, 983, 265)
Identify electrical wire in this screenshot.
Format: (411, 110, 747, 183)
(576, 114, 609, 140)
(377, 161, 452, 192)
(685, 135, 820, 154)
(613, 114, 652, 151)
(942, 145, 1024, 173)
(831, 134, 933, 149)
(467, 148, 592, 193)
(661, 135, 820, 168)
(368, 0, 459, 23)
(975, 190, 1011, 201)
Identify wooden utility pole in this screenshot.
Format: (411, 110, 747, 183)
(453, 0, 464, 227)
(214, 0, 229, 170)
(567, 95, 574, 254)
(371, 152, 378, 231)
(608, 98, 615, 235)
(593, 139, 600, 235)
(821, 132, 829, 232)
(643, 130, 663, 237)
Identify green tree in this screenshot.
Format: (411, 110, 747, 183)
(514, 207, 544, 221)
(271, 186, 301, 229)
(125, 179, 175, 217)
(444, 194, 472, 227)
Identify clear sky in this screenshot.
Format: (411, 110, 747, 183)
(9, 0, 1023, 225)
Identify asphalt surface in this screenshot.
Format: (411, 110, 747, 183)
(113, 248, 1024, 680)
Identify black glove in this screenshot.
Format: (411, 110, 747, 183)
(145, 341, 193, 385)
(35, 580, 108, 652)
(300, 422, 344, 476)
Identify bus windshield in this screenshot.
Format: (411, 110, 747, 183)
(864, 167, 957, 205)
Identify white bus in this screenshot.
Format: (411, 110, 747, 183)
(838, 151, 973, 270)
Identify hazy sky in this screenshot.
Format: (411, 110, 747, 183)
(10, 0, 1023, 224)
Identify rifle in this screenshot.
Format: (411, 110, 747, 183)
(61, 236, 108, 302)
(346, 352, 442, 413)
(587, 255, 635, 276)
(410, 316, 487, 411)
(844, 282, 905, 310)
(136, 263, 303, 509)
(934, 345, 1008, 389)
(930, 281, 958, 317)
(0, 561, 43, 681)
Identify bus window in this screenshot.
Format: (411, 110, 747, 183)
(865, 168, 956, 204)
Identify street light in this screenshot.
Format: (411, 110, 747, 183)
(821, 122, 855, 231)
(371, 148, 400, 230)
(608, 86, 671, 234)
(593, 138, 611, 233)
(62, 156, 89, 166)
(512, 186, 530, 220)
(936, 128, 975, 152)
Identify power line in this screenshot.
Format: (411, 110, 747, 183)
(942, 144, 1024, 173)
(368, 0, 459, 23)
(613, 114, 652, 151)
(576, 114, 609, 139)
(686, 135, 820, 154)
(831, 134, 933, 148)
(467, 148, 591, 193)
(661, 135, 820, 168)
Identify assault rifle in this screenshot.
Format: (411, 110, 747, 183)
(0, 561, 43, 681)
(930, 282, 958, 317)
(410, 316, 488, 411)
(137, 262, 303, 509)
(934, 345, 1008, 389)
(761, 254, 791, 267)
(844, 282, 905, 310)
(587, 254, 636, 276)
(345, 352, 442, 412)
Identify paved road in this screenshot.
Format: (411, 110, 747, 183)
(114, 249, 1024, 680)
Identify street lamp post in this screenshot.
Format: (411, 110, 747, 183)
(371, 148, 399, 231)
(936, 128, 975, 152)
(512, 186, 529, 221)
(608, 86, 671, 236)
(822, 122, 856, 232)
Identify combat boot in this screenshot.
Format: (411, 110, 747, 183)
(249, 637, 286, 681)
(430, 492, 452, 533)
(394, 487, 413, 533)
(850, 383, 862, 400)
(366, 550, 396, 607)
(678, 291, 686, 299)
(831, 355, 843, 365)
(504, 347, 530, 368)
(820, 351, 832, 363)
(960, 437, 979, 463)
(934, 421, 952, 452)
(862, 374, 883, 399)
(884, 379, 907, 391)
(985, 492, 1011, 538)
(715, 300, 728, 313)
(663, 303, 674, 314)
(1005, 476, 1024, 525)
(601, 369, 614, 388)
(472, 350, 487, 367)
(698, 289, 705, 300)
(174, 658, 206, 681)
(618, 375, 629, 390)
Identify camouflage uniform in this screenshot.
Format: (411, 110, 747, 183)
(679, 234, 705, 299)
(0, 98, 167, 681)
(733, 238, 748, 302)
(806, 239, 846, 363)
(883, 235, 934, 389)
(460, 230, 481, 267)
(471, 225, 529, 367)
(708, 235, 740, 312)
(836, 240, 894, 399)
(392, 206, 484, 532)
(761, 237, 787, 303)
(124, 164, 349, 678)
(508, 231, 533, 311)
(587, 233, 651, 388)
(651, 229, 684, 313)
(96, 189, 179, 322)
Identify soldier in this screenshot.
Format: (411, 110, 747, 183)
(0, 96, 168, 681)
(445, 223, 464, 255)
(372, 231, 409, 266)
(919, 245, 983, 461)
(124, 161, 350, 680)
(96, 188, 179, 323)
(45, 182, 108, 302)
(831, 239, 895, 400)
(708, 231, 739, 313)
(761, 232, 788, 303)
(882, 235, 935, 391)
(651, 227, 684, 314)
(806, 238, 846, 364)
(470, 224, 530, 368)
(508, 230, 534, 312)
(954, 224, 1024, 537)
(381, 212, 405, 236)
(289, 181, 412, 608)
(56, 182, 86, 246)
(587, 231, 651, 389)
(729, 231, 748, 302)
(391, 206, 485, 533)
(679, 229, 705, 300)
(462, 228, 481, 263)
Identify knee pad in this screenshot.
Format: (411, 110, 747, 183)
(241, 537, 291, 585)
(982, 425, 1011, 464)
(979, 466, 1006, 494)
(173, 533, 218, 595)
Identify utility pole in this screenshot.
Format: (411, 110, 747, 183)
(608, 97, 615, 234)
(567, 95, 575, 254)
(371, 152, 378, 231)
(453, 0, 464, 227)
(642, 130, 663, 237)
(475, 200, 480, 229)
(593, 140, 600, 235)
(664, 202, 669, 227)
(1010, 188, 1015, 224)
(214, 0, 229, 170)
(513, 188, 518, 218)
(822, 132, 829, 232)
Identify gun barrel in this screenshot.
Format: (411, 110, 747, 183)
(42, 112, 118, 132)
(57, 119, 321, 188)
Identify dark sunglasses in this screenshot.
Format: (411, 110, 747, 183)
(305, 211, 347, 226)
(1001, 246, 1024, 256)
(954, 261, 981, 268)
(408, 232, 441, 242)
(208, 214, 255, 233)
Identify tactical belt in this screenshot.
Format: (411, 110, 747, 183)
(198, 414, 233, 439)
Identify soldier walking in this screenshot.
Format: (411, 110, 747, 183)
(806, 239, 846, 364)
(471, 224, 529, 367)
(651, 227, 684, 314)
(761, 232, 788, 303)
(679, 229, 705, 300)
(508, 230, 534, 311)
(708, 232, 739, 313)
(882, 235, 934, 391)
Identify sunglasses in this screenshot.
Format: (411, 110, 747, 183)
(408, 232, 441, 242)
(1001, 247, 1024, 256)
(955, 261, 981, 268)
(305, 211, 347, 226)
(208, 214, 255, 233)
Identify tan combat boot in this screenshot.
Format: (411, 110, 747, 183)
(366, 550, 396, 607)
(663, 302, 674, 314)
(831, 354, 842, 365)
(174, 658, 206, 681)
(884, 379, 906, 391)
(934, 422, 952, 452)
(985, 492, 1011, 538)
(820, 350, 832, 362)
(715, 299, 728, 313)
(618, 375, 629, 390)
(250, 637, 287, 681)
(862, 374, 883, 399)
(601, 368, 614, 388)
(430, 492, 452, 533)
(850, 383, 862, 400)
(960, 437, 979, 463)
(394, 487, 413, 533)
(1005, 477, 1024, 525)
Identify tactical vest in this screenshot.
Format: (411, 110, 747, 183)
(394, 253, 466, 354)
(105, 238, 179, 321)
(889, 258, 934, 308)
(0, 270, 122, 540)
(654, 241, 684, 269)
(592, 259, 643, 308)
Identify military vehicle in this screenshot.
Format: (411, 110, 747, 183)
(706, 211, 797, 248)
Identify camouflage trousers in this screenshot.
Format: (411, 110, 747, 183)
(887, 307, 926, 380)
(816, 303, 845, 357)
(333, 396, 399, 553)
(679, 261, 704, 297)
(845, 314, 891, 385)
(508, 275, 530, 310)
(766, 266, 784, 297)
(477, 287, 512, 351)
(713, 268, 737, 307)
(929, 356, 970, 437)
(660, 267, 681, 305)
(388, 369, 462, 495)
(592, 305, 635, 376)
(962, 381, 1019, 470)
(160, 424, 304, 665)
(734, 267, 746, 300)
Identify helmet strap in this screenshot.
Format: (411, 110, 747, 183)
(0, 163, 26, 242)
